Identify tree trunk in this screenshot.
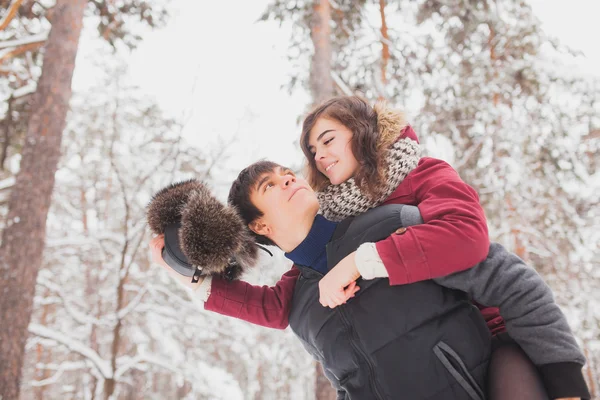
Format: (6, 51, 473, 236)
(103, 80, 132, 400)
(309, 2, 336, 398)
(102, 247, 130, 400)
(315, 362, 336, 400)
(0, 0, 87, 398)
(1, 94, 13, 170)
(583, 345, 596, 398)
(309, 0, 334, 106)
(379, 0, 390, 88)
(34, 292, 52, 400)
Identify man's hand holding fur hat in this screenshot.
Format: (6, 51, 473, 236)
(147, 179, 258, 281)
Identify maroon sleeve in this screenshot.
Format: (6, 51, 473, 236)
(204, 266, 300, 329)
(375, 158, 489, 285)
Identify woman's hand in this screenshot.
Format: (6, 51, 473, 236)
(149, 234, 204, 290)
(318, 251, 361, 308)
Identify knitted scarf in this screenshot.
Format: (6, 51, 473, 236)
(316, 137, 421, 221)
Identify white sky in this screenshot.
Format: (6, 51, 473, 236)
(73, 0, 600, 183)
(125, 0, 310, 178)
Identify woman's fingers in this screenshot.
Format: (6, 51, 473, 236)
(319, 279, 362, 308)
(320, 288, 342, 307)
(324, 291, 345, 308)
(343, 281, 360, 297)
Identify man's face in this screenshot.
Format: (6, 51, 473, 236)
(249, 167, 319, 241)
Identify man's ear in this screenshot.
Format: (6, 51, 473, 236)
(249, 219, 271, 237)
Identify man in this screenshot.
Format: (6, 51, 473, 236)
(152, 161, 491, 399)
(150, 161, 589, 400)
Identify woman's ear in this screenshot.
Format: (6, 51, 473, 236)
(249, 219, 271, 237)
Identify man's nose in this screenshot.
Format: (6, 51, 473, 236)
(281, 174, 296, 187)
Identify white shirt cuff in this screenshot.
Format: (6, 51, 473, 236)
(355, 243, 389, 280)
(195, 275, 212, 302)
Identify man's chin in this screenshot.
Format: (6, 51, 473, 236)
(289, 187, 308, 201)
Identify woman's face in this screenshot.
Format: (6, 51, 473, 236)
(307, 117, 360, 185)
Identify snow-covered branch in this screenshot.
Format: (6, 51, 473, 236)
(116, 285, 149, 320)
(114, 354, 182, 379)
(0, 177, 15, 191)
(331, 71, 353, 96)
(27, 361, 87, 388)
(0, 32, 49, 50)
(147, 283, 197, 310)
(28, 323, 113, 379)
(36, 279, 111, 327)
(12, 82, 36, 98)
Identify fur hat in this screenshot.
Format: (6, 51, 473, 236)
(147, 179, 258, 280)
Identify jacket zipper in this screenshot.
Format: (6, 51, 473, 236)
(338, 301, 386, 400)
(300, 266, 386, 399)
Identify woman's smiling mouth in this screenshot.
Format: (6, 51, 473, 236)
(325, 161, 337, 173)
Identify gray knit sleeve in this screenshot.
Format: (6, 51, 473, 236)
(434, 242, 585, 367)
(400, 204, 424, 227)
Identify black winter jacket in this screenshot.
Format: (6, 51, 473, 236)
(288, 205, 491, 399)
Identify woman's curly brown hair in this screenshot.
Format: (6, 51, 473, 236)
(300, 96, 387, 199)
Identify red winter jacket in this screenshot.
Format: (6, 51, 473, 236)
(205, 126, 506, 334)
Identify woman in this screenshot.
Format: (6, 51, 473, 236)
(299, 95, 588, 400)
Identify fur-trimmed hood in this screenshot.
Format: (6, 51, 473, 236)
(147, 179, 258, 280)
(373, 101, 409, 153)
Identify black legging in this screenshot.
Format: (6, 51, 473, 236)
(488, 334, 549, 400)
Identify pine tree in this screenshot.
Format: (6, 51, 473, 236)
(0, 2, 88, 398)
(0, 1, 169, 398)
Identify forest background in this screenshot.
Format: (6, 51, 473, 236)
(0, 0, 598, 399)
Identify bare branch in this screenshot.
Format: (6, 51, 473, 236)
(0, 41, 44, 62)
(116, 285, 149, 321)
(0, 0, 23, 31)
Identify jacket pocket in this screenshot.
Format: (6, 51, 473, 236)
(433, 341, 485, 400)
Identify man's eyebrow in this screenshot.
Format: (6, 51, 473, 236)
(255, 167, 281, 192)
(308, 129, 335, 150)
(256, 174, 270, 193)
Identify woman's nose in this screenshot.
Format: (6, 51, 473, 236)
(315, 147, 326, 160)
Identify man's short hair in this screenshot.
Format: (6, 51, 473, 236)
(228, 160, 284, 247)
